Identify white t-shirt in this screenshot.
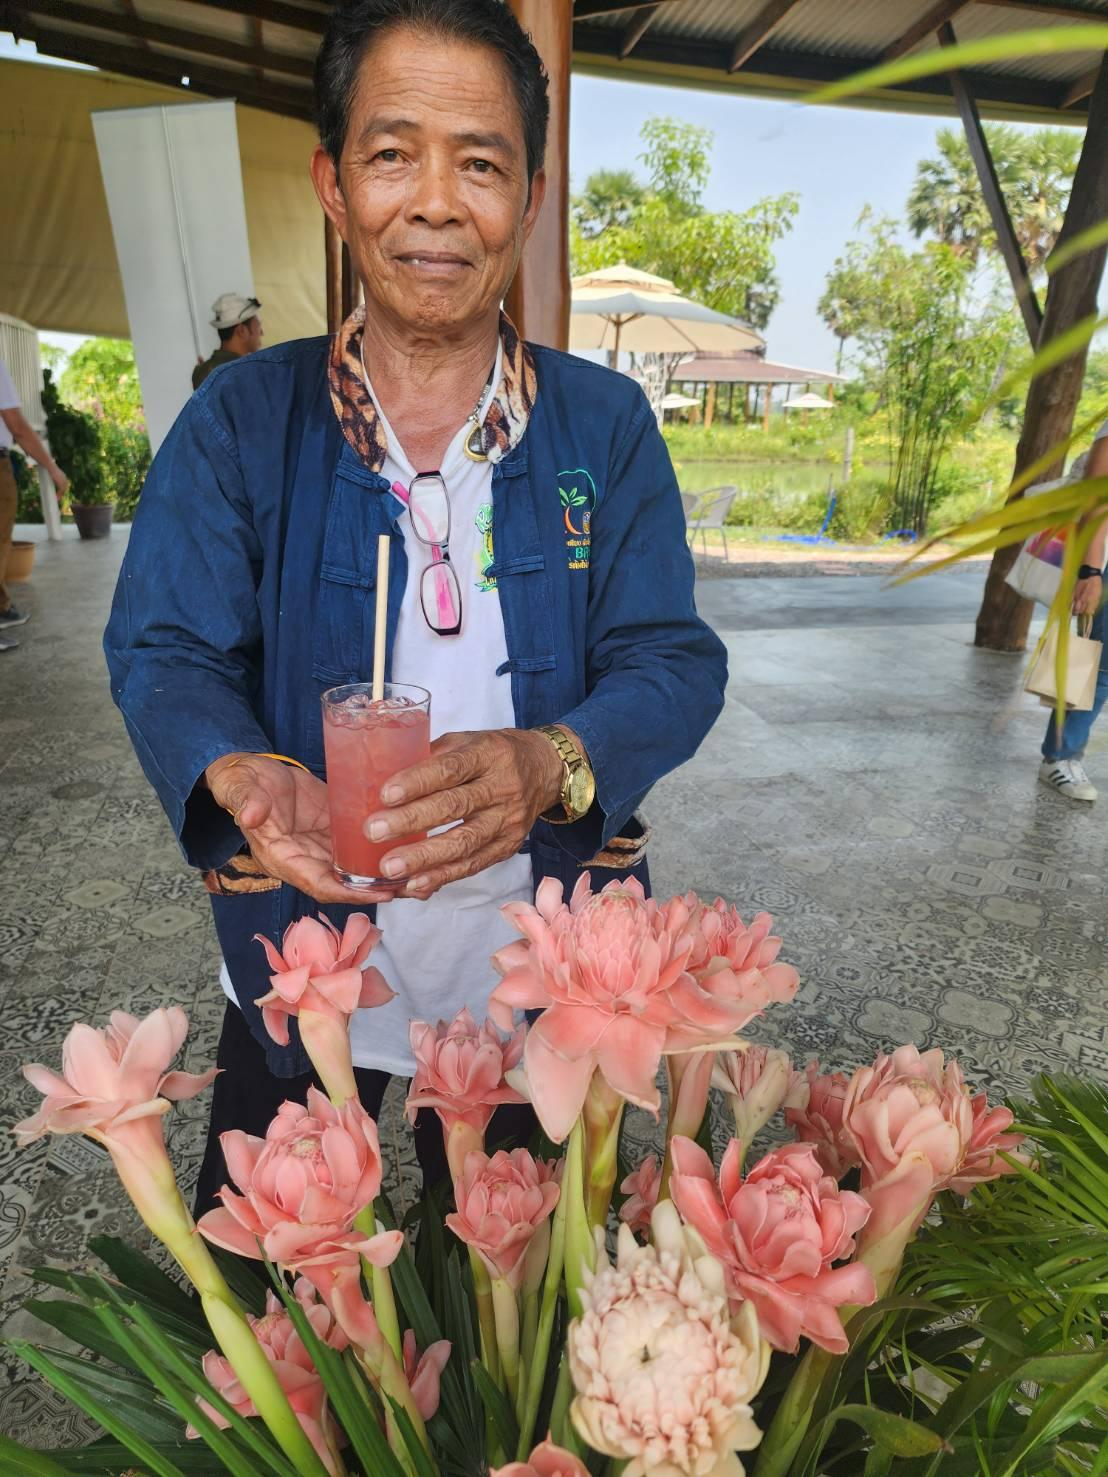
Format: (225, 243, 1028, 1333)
(220, 343, 534, 1075)
(0, 360, 19, 450)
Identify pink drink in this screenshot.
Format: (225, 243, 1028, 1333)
(321, 683, 431, 888)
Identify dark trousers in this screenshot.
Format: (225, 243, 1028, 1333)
(193, 1002, 536, 1218)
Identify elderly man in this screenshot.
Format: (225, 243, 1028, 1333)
(106, 0, 727, 1210)
(191, 292, 264, 390)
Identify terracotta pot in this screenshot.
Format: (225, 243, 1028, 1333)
(6, 540, 35, 582)
(72, 503, 115, 540)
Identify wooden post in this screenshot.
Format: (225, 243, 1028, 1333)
(940, 23, 1042, 346)
(763, 383, 773, 433)
(744, 383, 753, 424)
(506, 0, 572, 349)
(704, 381, 717, 431)
(974, 53, 1108, 651)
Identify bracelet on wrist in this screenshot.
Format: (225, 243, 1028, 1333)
(1077, 565, 1103, 581)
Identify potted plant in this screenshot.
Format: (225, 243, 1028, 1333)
(41, 369, 114, 538)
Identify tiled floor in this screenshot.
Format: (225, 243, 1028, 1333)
(1, 525, 1106, 1447)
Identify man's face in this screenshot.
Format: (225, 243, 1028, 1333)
(242, 315, 264, 353)
(314, 26, 545, 336)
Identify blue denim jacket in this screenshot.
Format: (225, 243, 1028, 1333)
(104, 335, 727, 1075)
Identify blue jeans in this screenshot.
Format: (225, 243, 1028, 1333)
(1042, 603, 1108, 760)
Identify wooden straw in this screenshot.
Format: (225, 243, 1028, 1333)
(372, 533, 389, 702)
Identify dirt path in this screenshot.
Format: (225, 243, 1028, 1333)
(693, 538, 990, 580)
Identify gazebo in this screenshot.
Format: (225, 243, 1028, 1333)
(672, 351, 848, 431)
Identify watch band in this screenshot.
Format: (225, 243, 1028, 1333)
(538, 724, 593, 824)
(1078, 565, 1104, 580)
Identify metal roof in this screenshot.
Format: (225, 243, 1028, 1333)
(676, 352, 847, 385)
(1, 0, 1104, 123)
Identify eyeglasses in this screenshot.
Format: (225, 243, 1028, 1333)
(391, 474, 462, 636)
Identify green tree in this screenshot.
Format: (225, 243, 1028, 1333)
(59, 336, 145, 427)
(572, 168, 646, 238)
(570, 116, 798, 331)
(821, 217, 1013, 535)
(908, 124, 1080, 270)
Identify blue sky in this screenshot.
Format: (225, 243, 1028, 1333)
(1, 31, 1078, 367)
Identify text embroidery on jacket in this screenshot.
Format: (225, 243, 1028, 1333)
(558, 467, 596, 570)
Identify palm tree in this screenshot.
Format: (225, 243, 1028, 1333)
(907, 123, 1078, 269)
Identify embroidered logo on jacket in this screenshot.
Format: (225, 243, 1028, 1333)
(557, 468, 596, 570)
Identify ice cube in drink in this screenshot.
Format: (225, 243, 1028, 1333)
(321, 683, 431, 889)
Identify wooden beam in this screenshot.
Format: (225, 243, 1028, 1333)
(507, 0, 572, 349)
(1061, 67, 1099, 108)
(573, 0, 680, 16)
(882, 0, 972, 63)
(170, 0, 327, 33)
(574, 22, 1080, 116)
(253, 16, 264, 83)
(940, 22, 1042, 345)
(619, 4, 660, 58)
(16, 19, 313, 118)
(729, 0, 804, 73)
(18, 0, 315, 79)
(975, 0, 1105, 18)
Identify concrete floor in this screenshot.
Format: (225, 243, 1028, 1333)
(1, 525, 1106, 1447)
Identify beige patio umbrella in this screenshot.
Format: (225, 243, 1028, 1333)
(570, 263, 764, 358)
(783, 392, 836, 411)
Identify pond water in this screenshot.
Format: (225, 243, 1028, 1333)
(667, 458, 835, 501)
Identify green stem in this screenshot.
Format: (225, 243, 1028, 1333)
(548, 1357, 576, 1452)
(520, 1288, 540, 1399)
(107, 1140, 329, 1477)
(516, 1153, 569, 1459)
(470, 1250, 502, 1388)
(354, 1202, 402, 1364)
(752, 1342, 835, 1477)
(583, 1074, 624, 1228)
(491, 1278, 521, 1411)
(562, 1118, 594, 1322)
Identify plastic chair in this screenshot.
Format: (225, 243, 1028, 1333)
(686, 487, 737, 560)
(680, 492, 699, 522)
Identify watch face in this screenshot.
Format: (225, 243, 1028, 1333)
(567, 766, 596, 818)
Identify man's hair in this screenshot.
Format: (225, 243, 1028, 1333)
(314, 0, 549, 182)
(217, 317, 256, 344)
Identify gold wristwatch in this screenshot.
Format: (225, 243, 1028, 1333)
(538, 724, 596, 824)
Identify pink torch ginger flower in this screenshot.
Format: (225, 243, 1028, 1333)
(14, 1006, 216, 1153)
(254, 914, 394, 1045)
(197, 1086, 402, 1344)
(619, 1153, 661, 1237)
(784, 1062, 858, 1180)
(406, 1008, 526, 1179)
(842, 1046, 1027, 1292)
(712, 1046, 808, 1150)
(402, 1329, 451, 1421)
(490, 876, 797, 1142)
(446, 1148, 561, 1290)
(568, 1201, 767, 1477)
(189, 1278, 346, 1474)
(491, 1439, 591, 1477)
(669, 1137, 875, 1355)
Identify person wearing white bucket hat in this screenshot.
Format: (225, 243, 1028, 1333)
(191, 292, 264, 390)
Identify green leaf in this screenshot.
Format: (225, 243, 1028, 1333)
(821, 1405, 952, 1458)
(9, 1339, 189, 1477)
(88, 1236, 202, 1323)
(387, 1396, 440, 1477)
(265, 1265, 406, 1477)
(994, 1349, 1108, 1477)
(36, 1441, 229, 1473)
(471, 1357, 520, 1457)
(808, 25, 1108, 106)
(0, 1433, 75, 1475)
(1048, 217, 1108, 276)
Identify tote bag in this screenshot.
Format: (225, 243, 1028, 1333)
(1004, 475, 1071, 607)
(1025, 618, 1101, 712)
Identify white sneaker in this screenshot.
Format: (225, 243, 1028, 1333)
(1039, 759, 1097, 802)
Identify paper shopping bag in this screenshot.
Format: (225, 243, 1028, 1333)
(1025, 623, 1101, 711)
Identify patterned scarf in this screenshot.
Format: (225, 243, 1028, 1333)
(327, 304, 538, 471)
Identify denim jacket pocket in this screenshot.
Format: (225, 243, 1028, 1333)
(311, 564, 370, 686)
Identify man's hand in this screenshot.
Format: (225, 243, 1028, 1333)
(1073, 575, 1102, 617)
(205, 753, 393, 905)
(363, 729, 566, 900)
(51, 466, 70, 497)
